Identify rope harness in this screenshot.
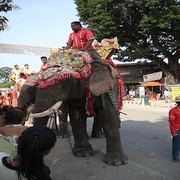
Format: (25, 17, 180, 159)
(46, 108, 62, 130)
(101, 88, 120, 117)
(101, 88, 121, 127)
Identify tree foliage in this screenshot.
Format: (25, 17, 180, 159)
(0, 0, 20, 31)
(0, 80, 14, 88)
(74, 0, 180, 84)
(0, 67, 12, 82)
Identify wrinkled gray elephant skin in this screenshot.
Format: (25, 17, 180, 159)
(18, 81, 69, 138)
(27, 61, 128, 166)
(18, 82, 104, 138)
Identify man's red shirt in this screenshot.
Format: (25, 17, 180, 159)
(169, 106, 180, 135)
(40, 63, 47, 72)
(67, 28, 94, 50)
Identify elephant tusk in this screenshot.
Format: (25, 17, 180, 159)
(30, 109, 50, 118)
(51, 101, 63, 110)
(30, 101, 63, 118)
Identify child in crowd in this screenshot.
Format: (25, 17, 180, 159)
(0, 105, 28, 155)
(0, 126, 56, 180)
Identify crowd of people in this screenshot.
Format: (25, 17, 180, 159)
(0, 64, 32, 108)
(0, 62, 40, 108)
(0, 60, 56, 179)
(0, 104, 56, 179)
(11, 64, 34, 82)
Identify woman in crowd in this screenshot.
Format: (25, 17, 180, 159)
(0, 126, 57, 180)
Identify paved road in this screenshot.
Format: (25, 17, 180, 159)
(44, 103, 179, 180)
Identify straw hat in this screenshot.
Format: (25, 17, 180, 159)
(174, 95, 180, 102)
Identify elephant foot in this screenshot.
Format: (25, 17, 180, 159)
(57, 121, 69, 138)
(91, 129, 104, 138)
(73, 145, 94, 157)
(58, 132, 69, 139)
(103, 153, 128, 166)
(52, 129, 69, 138)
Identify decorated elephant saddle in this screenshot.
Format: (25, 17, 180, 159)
(23, 73, 39, 86)
(38, 49, 93, 88)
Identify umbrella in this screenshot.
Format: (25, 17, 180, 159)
(140, 81, 164, 87)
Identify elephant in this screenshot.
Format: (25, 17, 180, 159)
(18, 74, 104, 138)
(30, 56, 128, 166)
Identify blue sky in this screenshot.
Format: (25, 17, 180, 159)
(0, 0, 78, 71)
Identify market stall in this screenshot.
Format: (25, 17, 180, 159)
(140, 81, 164, 100)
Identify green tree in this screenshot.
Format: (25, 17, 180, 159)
(0, 80, 14, 88)
(0, 0, 20, 31)
(74, 0, 180, 84)
(0, 67, 12, 82)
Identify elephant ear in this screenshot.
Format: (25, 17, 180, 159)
(89, 61, 119, 96)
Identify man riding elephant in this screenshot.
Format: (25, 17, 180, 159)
(66, 21, 102, 61)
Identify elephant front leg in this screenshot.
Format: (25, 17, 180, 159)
(103, 130, 128, 166)
(68, 105, 94, 157)
(99, 109, 128, 166)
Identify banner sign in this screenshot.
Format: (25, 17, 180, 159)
(143, 71, 162, 82)
(0, 43, 51, 56)
(171, 87, 180, 100)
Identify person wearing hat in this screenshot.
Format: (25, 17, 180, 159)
(11, 64, 21, 82)
(168, 95, 180, 162)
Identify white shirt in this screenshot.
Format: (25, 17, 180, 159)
(164, 90, 169, 96)
(0, 152, 27, 180)
(12, 68, 21, 82)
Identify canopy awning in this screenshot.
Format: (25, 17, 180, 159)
(140, 81, 164, 87)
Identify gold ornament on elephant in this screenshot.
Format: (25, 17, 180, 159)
(92, 37, 119, 60)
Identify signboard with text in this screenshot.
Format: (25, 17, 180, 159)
(0, 43, 51, 56)
(171, 87, 180, 100)
(143, 71, 162, 82)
